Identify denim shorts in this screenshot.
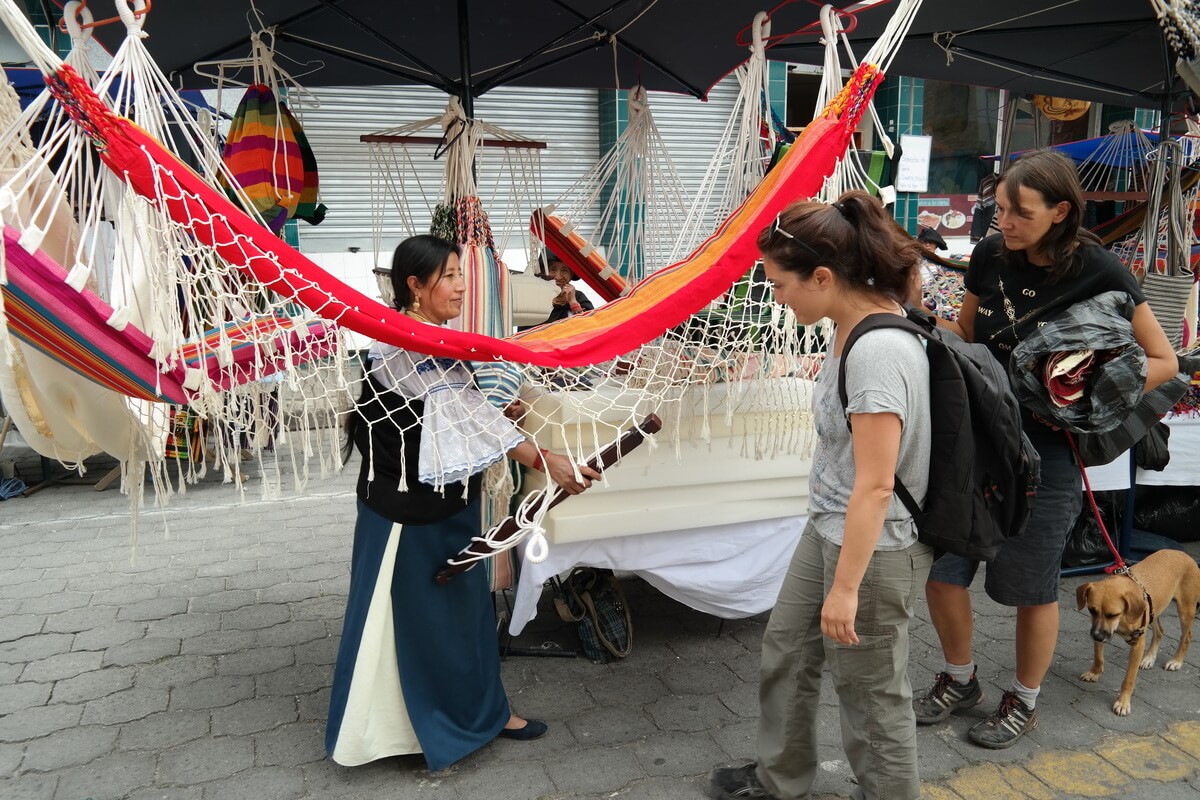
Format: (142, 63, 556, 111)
(928, 428, 1082, 606)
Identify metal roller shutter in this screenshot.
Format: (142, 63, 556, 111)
(291, 85, 598, 258)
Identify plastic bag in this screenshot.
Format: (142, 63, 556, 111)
(1062, 491, 1124, 567)
(1133, 485, 1200, 542)
(1010, 291, 1147, 434)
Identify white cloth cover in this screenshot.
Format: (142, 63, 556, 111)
(508, 515, 806, 635)
(1079, 414, 1200, 491)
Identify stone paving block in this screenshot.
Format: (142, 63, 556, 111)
(225, 569, 290, 592)
(20, 725, 119, 771)
(196, 559, 259, 578)
(190, 589, 258, 614)
(0, 741, 22, 774)
(256, 664, 329, 697)
(71, 621, 147, 652)
(296, 687, 331, 722)
(158, 577, 227, 599)
(253, 721, 325, 766)
(1025, 749, 1130, 796)
(450, 758, 555, 800)
(545, 744, 647, 795)
(507, 680, 594, 720)
(0, 568, 40, 590)
(257, 582, 323, 604)
(7, 540, 63, 558)
(632, 731, 728, 779)
(710, 717, 756, 761)
(0, 772, 58, 800)
(52, 751, 156, 800)
(126, 787, 203, 800)
(21, 649, 104, 682)
(660, 660, 738, 696)
(81, 686, 169, 725)
(610, 774, 711, 800)
(18, 591, 91, 615)
(0, 580, 68, 604)
(293, 637, 338, 666)
(170, 676, 255, 710)
(90, 584, 160, 606)
(135, 655, 216, 689)
(0, 703, 83, 742)
(716, 679, 759, 719)
(42, 605, 121, 634)
(292, 595, 345, 622)
(118, 710, 211, 750)
(148, 612, 223, 640)
(158, 735, 256, 784)
(221, 604, 291, 631)
(287, 562, 344, 583)
(51, 666, 135, 704)
(181, 629, 258, 657)
(217, 647, 295, 676)
(646, 693, 739, 733)
(170, 550, 234, 568)
(19, 552, 85, 570)
(1162, 720, 1200, 759)
(118, 597, 190, 622)
(1095, 733, 1196, 781)
(199, 765, 307, 800)
(0, 681, 51, 715)
(211, 697, 298, 736)
(256, 620, 327, 648)
(0, 633, 74, 664)
(0, 615, 44, 644)
(103, 637, 181, 667)
(568, 705, 659, 747)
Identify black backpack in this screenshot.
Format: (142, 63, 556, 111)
(837, 309, 1041, 561)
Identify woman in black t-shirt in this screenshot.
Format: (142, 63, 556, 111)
(911, 150, 1177, 748)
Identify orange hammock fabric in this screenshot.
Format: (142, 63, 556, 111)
(531, 208, 629, 303)
(44, 61, 882, 368)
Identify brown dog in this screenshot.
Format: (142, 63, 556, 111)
(1075, 550, 1200, 716)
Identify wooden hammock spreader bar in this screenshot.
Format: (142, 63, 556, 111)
(434, 413, 663, 585)
(359, 134, 547, 149)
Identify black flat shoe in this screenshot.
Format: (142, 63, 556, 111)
(497, 719, 548, 741)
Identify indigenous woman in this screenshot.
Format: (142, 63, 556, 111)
(711, 190, 934, 800)
(327, 234, 599, 770)
(913, 149, 1177, 748)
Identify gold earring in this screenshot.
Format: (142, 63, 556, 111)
(412, 295, 421, 311)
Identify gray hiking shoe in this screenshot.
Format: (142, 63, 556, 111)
(914, 670, 983, 724)
(968, 690, 1037, 749)
(708, 763, 779, 800)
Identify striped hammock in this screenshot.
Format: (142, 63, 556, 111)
(2, 226, 338, 403)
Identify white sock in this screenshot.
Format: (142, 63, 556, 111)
(1011, 678, 1039, 710)
(944, 661, 975, 686)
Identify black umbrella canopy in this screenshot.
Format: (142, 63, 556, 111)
(771, 0, 1185, 110)
(75, 0, 1185, 109)
(86, 0, 830, 102)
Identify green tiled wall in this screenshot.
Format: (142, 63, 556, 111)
(874, 76, 924, 233)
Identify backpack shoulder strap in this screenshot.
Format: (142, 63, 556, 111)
(836, 311, 932, 410)
(835, 310, 932, 521)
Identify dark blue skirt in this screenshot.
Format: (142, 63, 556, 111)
(326, 499, 509, 770)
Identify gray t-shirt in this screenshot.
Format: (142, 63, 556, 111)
(809, 327, 931, 550)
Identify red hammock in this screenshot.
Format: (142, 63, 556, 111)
(44, 61, 882, 368)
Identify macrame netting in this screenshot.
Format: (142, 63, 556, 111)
(0, 0, 923, 559)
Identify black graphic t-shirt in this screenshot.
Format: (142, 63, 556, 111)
(964, 233, 1145, 369)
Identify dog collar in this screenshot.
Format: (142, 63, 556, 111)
(1118, 569, 1154, 640)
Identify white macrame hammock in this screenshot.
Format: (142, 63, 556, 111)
(0, 0, 925, 565)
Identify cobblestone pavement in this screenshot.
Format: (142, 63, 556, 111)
(1, 445, 1198, 799)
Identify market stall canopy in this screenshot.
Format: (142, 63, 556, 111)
(20, 2, 1188, 108)
(770, 0, 1186, 109)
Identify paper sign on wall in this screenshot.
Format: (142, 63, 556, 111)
(896, 134, 932, 193)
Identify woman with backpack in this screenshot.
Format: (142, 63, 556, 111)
(912, 149, 1178, 748)
(710, 190, 934, 800)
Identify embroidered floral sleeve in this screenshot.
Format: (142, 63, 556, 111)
(368, 344, 525, 490)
